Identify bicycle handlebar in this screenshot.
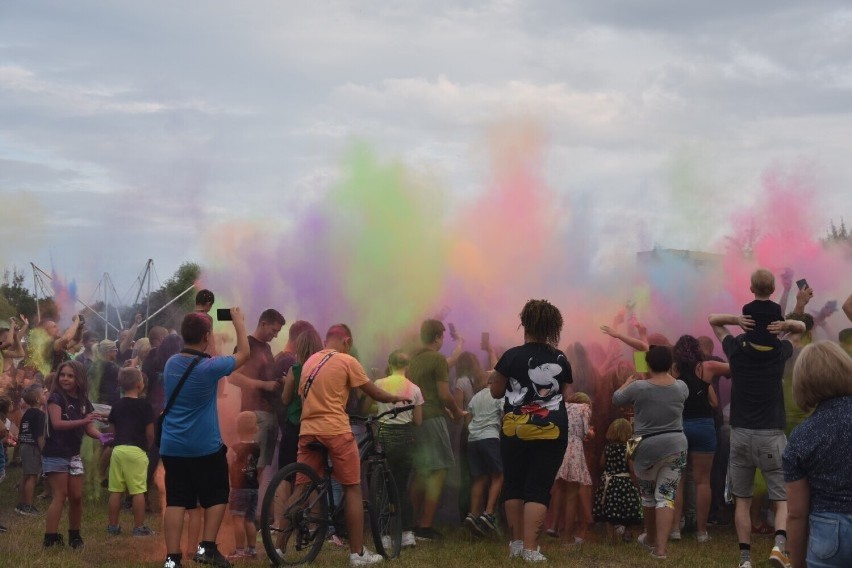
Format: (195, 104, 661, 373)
(350, 404, 417, 424)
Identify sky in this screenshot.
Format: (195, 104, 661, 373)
(1, 2, 851, 353)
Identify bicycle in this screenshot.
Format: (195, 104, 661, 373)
(260, 404, 415, 566)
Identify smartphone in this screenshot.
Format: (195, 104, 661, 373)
(633, 350, 649, 373)
(796, 278, 809, 290)
(480, 332, 490, 351)
(448, 322, 458, 341)
(216, 308, 233, 321)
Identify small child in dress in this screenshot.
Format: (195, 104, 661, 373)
(554, 392, 593, 546)
(106, 367, 155, 536)
(228, 411, 261, 560)
(462, 378, 504, 537)
(742, 268, 784, 348)
(592, 418, 643, 543)
(15, 384, 45, 515)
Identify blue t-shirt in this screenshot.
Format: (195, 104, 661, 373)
(783, 396, 852, 514)
(160, 354, 236, 458)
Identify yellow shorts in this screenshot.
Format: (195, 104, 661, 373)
(108, 445, 149, 495)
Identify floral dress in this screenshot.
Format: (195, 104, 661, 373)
(593, 442, 643, 524)
(556, 402, 592, 485)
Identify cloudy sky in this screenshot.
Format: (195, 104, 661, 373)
(2, 1, 851, 298)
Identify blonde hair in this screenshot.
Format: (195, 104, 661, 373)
(606, 418, 633, 442)
(568, 392, 591, 405)
(118, 367, 143, 392)
(792, 341, 852, 412)
(750, 268, 775, 297)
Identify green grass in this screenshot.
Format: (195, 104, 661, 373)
(0, 465, 781, 567)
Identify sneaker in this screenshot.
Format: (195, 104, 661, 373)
(381, 535, 392, 550)
(414, 527, 442, 541)
(69, 535, 84, 549)
(465, 513, 486, 537)
(637, 533, 654, 551)
(133, 525, 156, 537)
(738, 561, 753, 568)
(650, 551, 667, 560)
(163, 555, 182, 568)
(615, 525, 626, 538)
(401, 531, 416, 548)
(522, 547, 547, 562)
(193, 544, 232, 568)
(328, 534, 346, 547)
(349, 546, 383, 567)
(27, 505, 40, 515)
(696, 531, 710, 543)
(43, 534, 64, 548)
(669, 530, 681, 540)
(107, 524, 122, 536)
(769, 546, 792, 568)
(15, 504, 36, 516)
(245, 548, 257, 559)
(479, 512, 499, 532)
(509, 540, 524, 558)
(0, 524, 7, 534)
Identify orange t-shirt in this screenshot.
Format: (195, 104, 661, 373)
(298, 349, 370, 436)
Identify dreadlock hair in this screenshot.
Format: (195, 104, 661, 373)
(673, 334, 704, 377)
(519, 299, 563, 347)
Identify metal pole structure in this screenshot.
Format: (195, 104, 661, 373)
(29, 263, 120, 333)
(31, 263, 41, 323)
(103, 272, 109, 340)
(138, 283, 194, 327)
(144, 259, 152, 335)
(105, 273, 124, 331)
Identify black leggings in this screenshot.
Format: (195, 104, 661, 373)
(378, 424, 416, 531)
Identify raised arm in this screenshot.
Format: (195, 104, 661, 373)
(777, 268, 794, 314)
(54, 314, 82, 352)
(445, 334, 465, 368)
(230, 308, 250, 370)
(792, 286, 813, 316)
(708, 313, 753, 343)
(767, 319, 806, 342)
(600, 325, 648, 352)
(120, 314, 143, 354)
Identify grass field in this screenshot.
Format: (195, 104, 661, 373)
(0, 465, 780, 568)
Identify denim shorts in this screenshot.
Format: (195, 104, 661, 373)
(683, 418, 717, 453)
(42, 454, 85, 476)
(228, 488, 258, 519)
(808, 511, 852, 568)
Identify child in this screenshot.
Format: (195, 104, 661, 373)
(742, 268, 784, 348)
(554, 392, 593, 546)
(462, 377, 503, 537)
(106, 367, 155, 536)
(374, 349, 424, 548)
(42, 360, 102, 548)
(227, 411, 261, 560)
(592, 418, 643, 543)
(16, 384, 45, 515)
(0, 396, 11, 533)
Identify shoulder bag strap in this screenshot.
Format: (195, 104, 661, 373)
(302, 351, 337, 399)
(161, 351, 209, 419)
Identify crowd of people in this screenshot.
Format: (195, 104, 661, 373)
(0, 274, 851, 568)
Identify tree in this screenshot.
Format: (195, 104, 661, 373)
(1, 268, 38, 321)
(824, 219, 851, 246)
(132, 262, 201, 331)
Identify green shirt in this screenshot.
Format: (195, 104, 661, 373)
(408, 348, 449, 420)
(287, 363, 303, 425)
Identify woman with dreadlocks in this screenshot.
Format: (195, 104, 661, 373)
(490, 299, 573, 562)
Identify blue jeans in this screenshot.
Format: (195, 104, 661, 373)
(808, 512, 852, 568)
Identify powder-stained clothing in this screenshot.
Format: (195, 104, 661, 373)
(408, 348, 450, 420)
(612, 380, 688, 472)
(374, 374, 424, 426)
(298, 349, 370, 436)
(229, 441, 261, 491)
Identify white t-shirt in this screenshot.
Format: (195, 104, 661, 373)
(467, 388, 503, 441)
(375, 374, 424, 426)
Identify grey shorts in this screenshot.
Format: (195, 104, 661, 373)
(414, 417, 455, 474)
(255, 411, 277, 468)
(21, 444, 42, 476)
(729, 427, 786, 501)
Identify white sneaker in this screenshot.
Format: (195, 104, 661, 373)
(637, 533, 654, 551)
(696, 531, 710, 543)
(381, 535, 392, 550)
(350, 546, 383, 567)
(769, 546, 791, 568)
(522, 547, 547, 563)
(509, 540, 524, 558)
(669, 530, 681, 540)
(401, 531, 416, 548)
(738, 561, 753, 568)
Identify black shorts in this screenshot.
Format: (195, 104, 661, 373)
(501, 435, 567, 507)
(468, 438, 503, 477)
(162, 445, 229, 509)
(278, 421, 301, 471)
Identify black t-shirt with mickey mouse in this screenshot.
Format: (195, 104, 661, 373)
(495, 342, 573, 441)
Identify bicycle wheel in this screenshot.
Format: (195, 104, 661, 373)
(260, 463, 329, 566)
(367, 460, 402, 558)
